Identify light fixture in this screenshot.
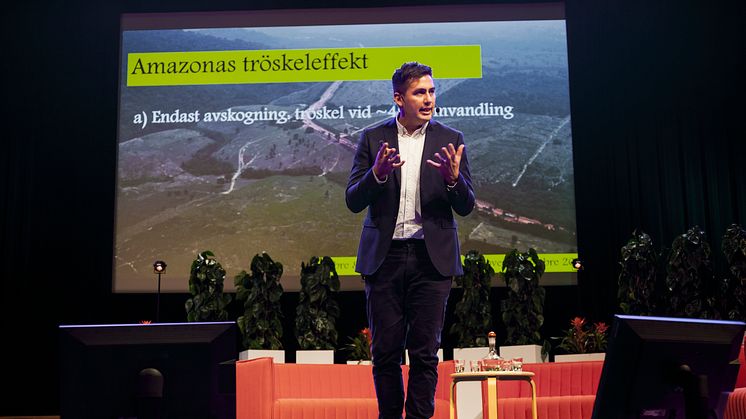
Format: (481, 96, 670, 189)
(153, 260, 167, 322)
(153, 260, 167, 274)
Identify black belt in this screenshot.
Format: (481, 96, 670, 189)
(390, 238, 425, 248)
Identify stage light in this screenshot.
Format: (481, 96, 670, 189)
(153, 260, 167, 274)
(571, 258, 583, 270)
(153, 260, 167, 322)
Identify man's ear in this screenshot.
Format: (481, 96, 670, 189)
(393, 91, 404, 108)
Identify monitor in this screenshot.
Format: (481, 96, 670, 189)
(592, 315, 745, 419)
(59, 321, 238, 419)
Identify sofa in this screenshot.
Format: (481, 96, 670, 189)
(236, 346, 746, 419)
(235, 357, 600, 419)
(479, 360, 603, 419)
(724, 342, 746, 419)
(480, 356, 746, 419)
(236, 357, 455, 419)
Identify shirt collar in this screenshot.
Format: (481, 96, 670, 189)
(395, 116, 429, 137)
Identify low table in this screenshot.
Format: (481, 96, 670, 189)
(449, 370, 537, 419)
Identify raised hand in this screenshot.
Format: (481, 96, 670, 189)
(426, 143, 464, 186)
(373, 142, 405, 179)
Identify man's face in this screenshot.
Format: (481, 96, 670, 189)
(394, 75, 436, 129)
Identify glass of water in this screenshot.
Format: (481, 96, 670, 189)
(454, 359, 465, 373)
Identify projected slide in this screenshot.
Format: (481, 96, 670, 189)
(115, 5, 577, 292)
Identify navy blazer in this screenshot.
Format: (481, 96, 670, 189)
(346, 118, 475, 277)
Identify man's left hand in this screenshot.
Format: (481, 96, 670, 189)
(426, 143, 464, 186)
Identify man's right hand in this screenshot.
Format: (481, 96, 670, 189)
(372, 142, 405, 179)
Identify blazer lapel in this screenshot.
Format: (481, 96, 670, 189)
(382, 118, 401, 188)
(421, 120, 442, 185)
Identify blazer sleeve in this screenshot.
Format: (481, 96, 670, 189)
(345, 129, 386, 214)
(446, 132, 476, 217)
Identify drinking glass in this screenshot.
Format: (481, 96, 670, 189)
(454, 359, 465, 373)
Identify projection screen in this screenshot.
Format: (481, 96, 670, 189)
(115, 3, 577, 292)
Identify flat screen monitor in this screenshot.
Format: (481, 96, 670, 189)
(59, 321, 238, 419)
(592, 315, 745, 419)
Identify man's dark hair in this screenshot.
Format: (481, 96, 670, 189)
(392, 62, 432, 94)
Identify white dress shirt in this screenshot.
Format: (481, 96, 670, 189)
(392, 118, 427, 239)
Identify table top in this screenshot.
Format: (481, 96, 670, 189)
(450, 370, 535, 382)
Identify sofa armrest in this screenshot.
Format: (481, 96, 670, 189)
(236, 357, 275, 419)
(435, 360, 456, 401)
(735, 343, 745, 388)
(725, 387, 746, 419)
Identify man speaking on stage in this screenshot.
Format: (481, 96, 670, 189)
(346, 61, 476, 419)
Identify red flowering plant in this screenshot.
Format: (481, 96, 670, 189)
(557, 317, 609, 354)
(345, 328, 372, 362)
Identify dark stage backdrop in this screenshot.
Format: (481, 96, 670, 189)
(1, 0, 744, 415)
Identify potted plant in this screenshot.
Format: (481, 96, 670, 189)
(721, 223, 746, 320)
(234, 252, 285, 362)
(553, 317, 609, 362)
(345, 327, 372, 365)
(617, 230, 659, 315)
(295, 256, 340, 364)
(451, 250, 494, 362)
(500, 248, 548, 362)
(665, 226, 717, 318)
(185, 250, 232, 322)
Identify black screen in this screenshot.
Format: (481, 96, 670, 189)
(59, 322, 238, 419)
(592, 315, 745, 419)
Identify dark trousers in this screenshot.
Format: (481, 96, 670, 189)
(365, 239, 452, 419)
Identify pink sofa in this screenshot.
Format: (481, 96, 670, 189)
(724, 342, 746, 419)
(481, 361, 603, 419)
(236, 357, 455, 419)
(236, 346, 746, 419)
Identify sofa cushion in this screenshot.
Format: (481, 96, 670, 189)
(498, 395, 596, 419)
(274, 398, 379, 419)
(524, 361, 603, 397)
(272, 397, 450, 419)
(274, 363, 383, 399)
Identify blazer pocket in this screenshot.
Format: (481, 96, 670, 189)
(440, 219, 457, 229)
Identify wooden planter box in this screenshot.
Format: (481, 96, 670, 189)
(296, 350, 334, 364)
(500, 344, 545, 363)
(554, 352, 606, 362)
(239, 349, 285, 363)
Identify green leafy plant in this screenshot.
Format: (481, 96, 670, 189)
(723, 224, 746, 281)
(556, 317, 609, 354)
(295, 256, 341, 350)
(618, 230, 659, 315)
(721, 224, 746, 320)
(450, 250, 494, 347)
(345, 327, 372, 362)
(185, 251, 232, 322)
(501, 248, 548, 356)
(234, 252, 284, 350)
(665, 226, 717, 318)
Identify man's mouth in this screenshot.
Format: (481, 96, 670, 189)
(420, 107, 433, 115)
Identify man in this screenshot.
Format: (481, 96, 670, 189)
(345, 62, 475, 419)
